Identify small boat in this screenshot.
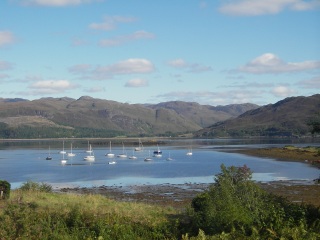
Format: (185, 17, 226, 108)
(59, 141, 66, 154)
(108, 161, 117, 165)
(105, 141, 115, 158)
(166, 152, 173, 161)
(153, 144, 162, 157)
(186, 147, 193, 156)
(84, 144, 95, 161)
(135, 138, 144, 151)
(61, 152, 67, 165)
(129, 148, 137, 159)
(46, 146, 52, 160)
(85, 141, 93, 153)
(144, 150, 153, 161)
(67, 143, 76, 157)
(117, 142, 127, 158)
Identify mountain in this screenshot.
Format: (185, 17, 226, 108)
(194, 94, 320, 138)
(0, 96, 257, 138)
(147, 101, 258, 128)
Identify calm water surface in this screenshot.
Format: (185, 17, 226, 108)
(0, 138, 319, 189)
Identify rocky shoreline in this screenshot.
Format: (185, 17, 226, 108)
(58, 180, 320, 209)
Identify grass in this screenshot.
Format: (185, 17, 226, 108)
(237, 146, 320, 166)
(0, 190, 180, 239)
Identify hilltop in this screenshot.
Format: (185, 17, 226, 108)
(194, 94, 320, 138)
(0, 96, 257, 138)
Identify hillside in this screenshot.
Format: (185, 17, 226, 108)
(194, 94, 320, 138)
(0, 96, 257, 138)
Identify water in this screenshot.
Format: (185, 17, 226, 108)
(0, 138, 319, 189)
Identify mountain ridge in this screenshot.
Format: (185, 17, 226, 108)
(194, 94, 320, 138)
(0, 96, 258, 138)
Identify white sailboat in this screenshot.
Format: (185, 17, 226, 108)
(144, 150, 152, 161)
(61, 152, 67, 165)
(105, 141, 115, 158)
(84, 144, 95, 161)
(86, 141, 93, 153)
(108, 161, 117, 165)
(166, 152, 173, 161)
(59, 141, 66, 154)
(117, 142, 127, 158)
(134, 138, 144, 151)
(67, 143, 76, 157)
(129, 148, 137, 159)
(186, 147, 193, 156)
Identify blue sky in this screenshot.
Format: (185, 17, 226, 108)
(1, 0, 319, 106)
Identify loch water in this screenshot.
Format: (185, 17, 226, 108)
(0, 138, 319, 189)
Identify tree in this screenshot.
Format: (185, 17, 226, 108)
(308, 113, 320, 134)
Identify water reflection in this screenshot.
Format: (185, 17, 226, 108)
(0, 138, 319, 189)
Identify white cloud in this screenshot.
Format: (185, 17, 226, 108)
(168, 58, 212, 73)
(69, 59, 155, 80)
(69, 64, 92, 74)
(99, 30, 155, 47)
(29, 80, 75, 94)
(219, 0, 320, 16)
(271, 85, 296, 97)
(87, 86, 105, 93)
(168, 59, 188, 68)
(156, 89, 263, 105)
(89, 15, 136, 31)
(125, 78, 148, 87)
(95, 58, 154, 75)
(0, 60, 13, 71)
(238, 53, 320, 74)
(297, 76, 320, 88)
(0, 31, 15, 47)
(17, 0, 99, 7)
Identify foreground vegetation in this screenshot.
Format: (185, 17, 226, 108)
(1, 166, 320, 239)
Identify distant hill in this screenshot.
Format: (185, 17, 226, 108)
(0, 96, 257, 138)
(194, 94, 320, 138)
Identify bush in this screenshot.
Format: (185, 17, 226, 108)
(0, 180, 11, 199)
(187, 164, 320, 238)
(19, 181, 52, 193)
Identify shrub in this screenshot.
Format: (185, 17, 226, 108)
(187, 164, 320, 238)
(19, 181, 52, 192)
(0, 180, 11, 199)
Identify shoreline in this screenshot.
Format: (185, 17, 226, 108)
(57, 179, 320, 209)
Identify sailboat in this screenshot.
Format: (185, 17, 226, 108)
(135, 138, 144, 151)
(186, 147, 193, 156)
(144, 150, 152, 161)
(46, 146, 52, 160)
(67, 143, 76, 157)
(153, 144, 162, 157)
(105, 141, 115, 158)
(117, 142, 127, 158)
(59, 141, 66, 154)
(86, 141, 93, 153)
(166, 152, 173, 161)
(129, 148, 137, 159)
(61, 152, 67, 165)
(84, 144, 95, 161)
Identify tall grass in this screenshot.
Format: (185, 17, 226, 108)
(0, 190, 179, 239)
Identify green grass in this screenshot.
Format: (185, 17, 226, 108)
(0, 190, 180, 239)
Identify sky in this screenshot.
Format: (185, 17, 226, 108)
(0, 0, 319, 106)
